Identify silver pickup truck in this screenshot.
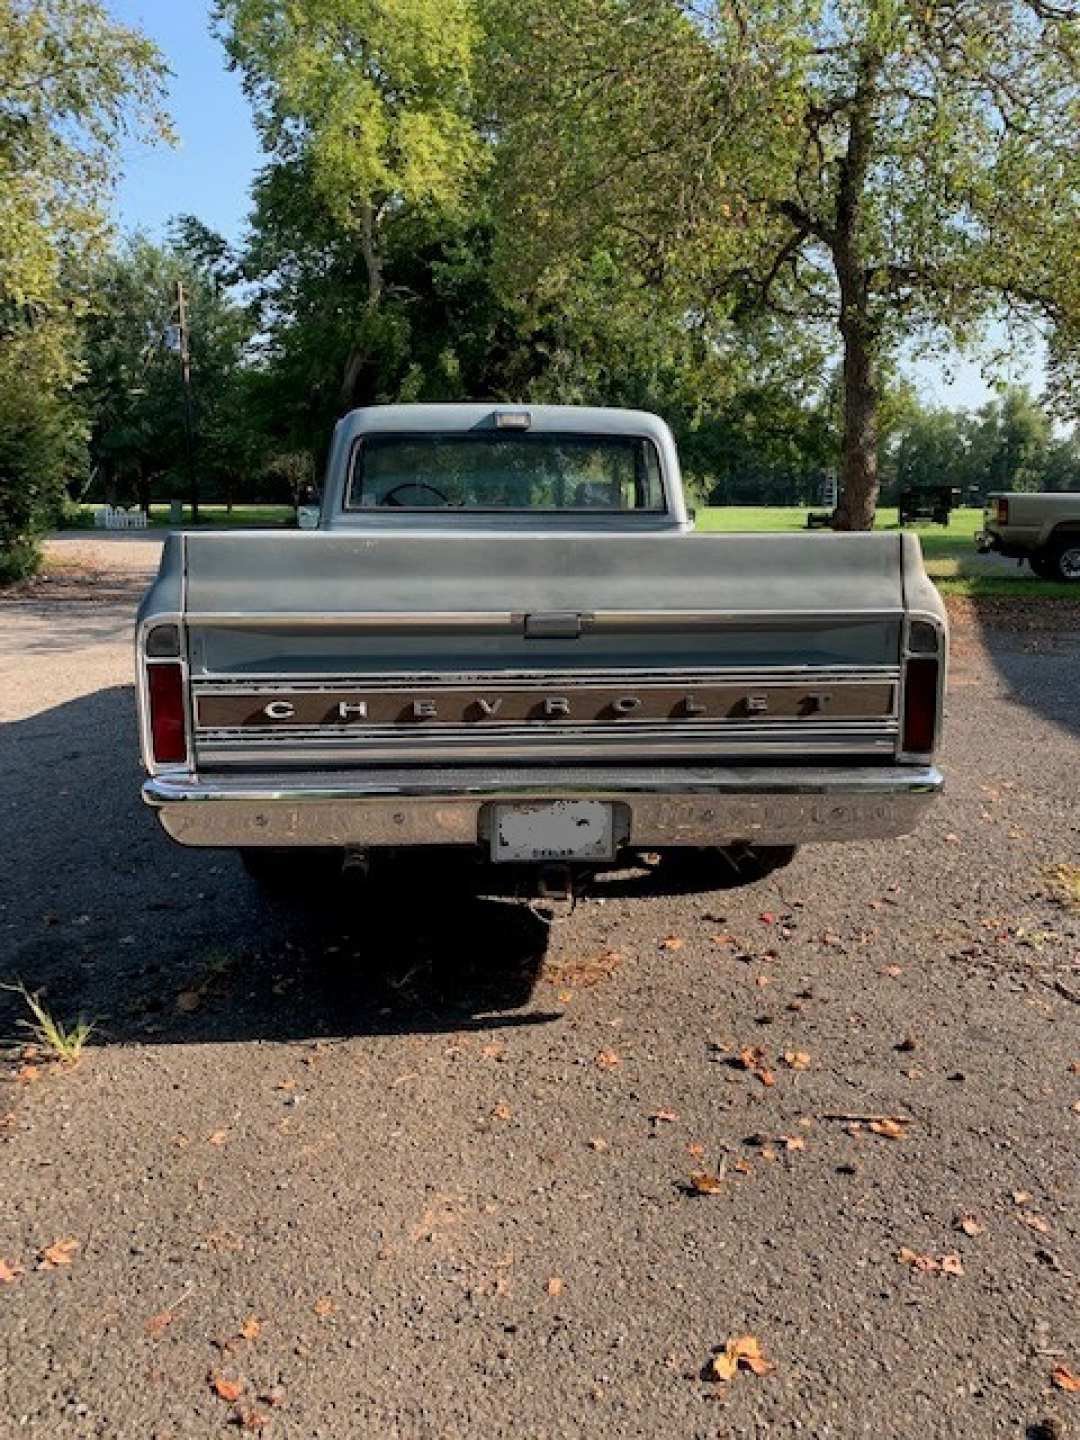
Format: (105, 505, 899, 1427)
(136, 404, 946, 887)
(976, 492, 1080, 581)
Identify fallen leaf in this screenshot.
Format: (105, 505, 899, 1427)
(759, 912, 776, 925)
(710, 934, 736, 948)
(1052, 1365, 1080, 1393)
(239, 1314, 262, 1341)
(782, 1051, 811, 1071)
(1018, 1211, 1052, 1235)
(15, 1064, 41, 1085)
(546, 1276, 564, 1297)
(1012, 1189, 1033, 1205)
(0, 1258, 24, 1284)
(939, 1253, 965, 1276)
(783, 1135, 806, 1152)
(595, 1049, 620, 1070)
(759, 1068, 776, 1088)
(649, 1108, 679, 1125)
(689, 1171, 725, 1195)
(868, 1118, 907, 1140)
(710, 1334, 774, 1382)
(659, 936, 684, 951)
(39, 1237, 79, 1269)
(687, 1142, 705, 1159)
(492, 1102, 512, 1121)
(210, 1373, 244, 1403)
(882, 964, 904, 978)
(208, 1129, 229, 1146)
(237, 1410, 270, 1432)
(733, 1158, 753, 1174)
(710, 1351, 738, 1382)
(145, 1310, 174, 1338)
(956, 1214, 984, 1237)
(587, 1136, 609, 1151)
(313, 1295, 335, 1317)
(898, 1247, 939, 1273)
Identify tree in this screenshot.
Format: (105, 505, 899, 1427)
(215, 0, 485, 406)
(81, 230, 256, 513)
(486, 0, 1080, 528)
(965, 386, 1053, 494)
(0, 0, 169, 578)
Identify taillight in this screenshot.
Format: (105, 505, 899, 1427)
(147, 662, 187, 764)
(995, 497, 1009, 525)
(902, 657, 939, 754)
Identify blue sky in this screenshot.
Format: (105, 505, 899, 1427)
(106, 0, 1042, 412)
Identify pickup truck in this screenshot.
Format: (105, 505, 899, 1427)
(976, 492, 1080, 582)
(136, 404, 946, 888)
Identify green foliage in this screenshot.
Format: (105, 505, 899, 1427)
(484, 0, 1080, 526)
(81, 229, 257, 510)
(0, 0, 170, 581)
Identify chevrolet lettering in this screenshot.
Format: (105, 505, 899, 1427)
(137, 404, 946, 884)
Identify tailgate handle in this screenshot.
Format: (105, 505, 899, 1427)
(524, 611, 583, 640)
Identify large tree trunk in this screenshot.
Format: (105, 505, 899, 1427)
(834, 299, 879, 531)
(340, 199, 384, 411)
(830, 59, 881, 532)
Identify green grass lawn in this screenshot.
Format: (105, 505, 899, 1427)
(696, 505, 1075, 598)
(74, 502, 293, 529)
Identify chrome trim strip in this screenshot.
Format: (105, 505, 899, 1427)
(184, 607, 904, 632)
(189, 666, 903, 694)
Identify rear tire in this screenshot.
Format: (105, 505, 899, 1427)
(239, 848, 343, 891)
(654, 843, 798, 889)
(1046, 536, 1080, 583)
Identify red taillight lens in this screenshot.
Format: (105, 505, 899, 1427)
(902, 657, 939, 754)
(147, 663, 187, 764)
(995, 498, 1009, 525)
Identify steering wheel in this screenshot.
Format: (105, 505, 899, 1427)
(382, 481, 451, 507)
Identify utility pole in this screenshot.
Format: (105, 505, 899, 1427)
(176, 281, 198, 523)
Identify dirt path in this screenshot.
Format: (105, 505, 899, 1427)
(1, 589, 1077, 1439)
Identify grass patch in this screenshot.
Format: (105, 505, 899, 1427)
(73, 503, 293, 529)
(4, 982, 93, 1064)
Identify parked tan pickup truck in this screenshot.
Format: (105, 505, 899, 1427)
(976, 492, 1080, 582)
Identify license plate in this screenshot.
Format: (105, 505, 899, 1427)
(490, 801, 615, 863)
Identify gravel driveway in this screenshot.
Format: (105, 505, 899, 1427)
(1, 558, 1078, 1440)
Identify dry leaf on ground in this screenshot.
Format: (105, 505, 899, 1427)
(709, 1334, 774, 1382)
(1018, 1211, 1052, 1235)
(782, 1051, 811, 1070)
(210, 1373, 244, 1403)
(868, 1118, 907, 1140)
(595, 1049, 621, 1070)
(145, 1310, 174, 1338)
(898, 1248, 964, 1276)
(0, 1258, 24, 1284)
(687, 1142, 705, 1159)
(313, 1296, 335, 1317)
(39, 1238, 79, 1268)
(659, 936, 685, 951)
(239, 1315, 262, 1341)
(1051, 1365, 1080, 1393)
(208, 1129, 229, 1146)
(956, 1214, 984, 1237)
(689, 1171, 725, 1195)
(650, 1108, 679, 1125)
(492, 1102, 512, 1121)
(546, 1276, 564, 1297)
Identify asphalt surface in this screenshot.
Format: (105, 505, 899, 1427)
(1, 546, 1078, 1440)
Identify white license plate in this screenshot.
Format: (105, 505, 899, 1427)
(490, 801, 615, 863)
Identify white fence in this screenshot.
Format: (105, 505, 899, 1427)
(93, 505, 149, 530)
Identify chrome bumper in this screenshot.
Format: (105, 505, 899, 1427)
(143, 764, 943, 850)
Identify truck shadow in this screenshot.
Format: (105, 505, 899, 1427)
(958, 597, 1080, 740)
(0, 685, 801, 1052)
